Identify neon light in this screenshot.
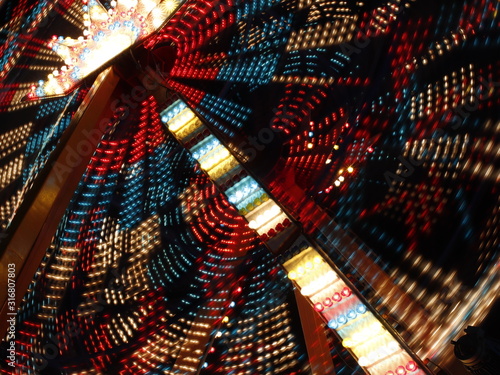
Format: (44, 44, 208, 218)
(162, 99, 428, 375)
(30, 0, 183, 98)
(283, 244, 426, 375)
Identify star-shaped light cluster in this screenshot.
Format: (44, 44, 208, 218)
(29, 0, 181, 98)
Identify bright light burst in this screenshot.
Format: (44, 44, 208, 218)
(29, 0, 181, 99)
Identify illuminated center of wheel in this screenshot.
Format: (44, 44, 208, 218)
(30, 0, 182, 99)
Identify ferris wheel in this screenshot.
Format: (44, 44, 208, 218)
(0, 1, 499, 374)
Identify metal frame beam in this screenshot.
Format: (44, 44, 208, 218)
(0, 68, 120, 336)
